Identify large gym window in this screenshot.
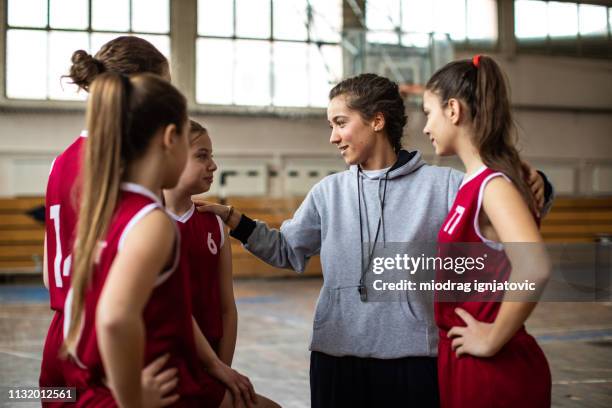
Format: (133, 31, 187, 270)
(365, 0, 498, 47)
(514, 0, 612, 58)
(196, 0, 343, 108)
(5, 0, 170, 100)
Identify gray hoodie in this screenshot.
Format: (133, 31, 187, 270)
(242, 150, 465, 358)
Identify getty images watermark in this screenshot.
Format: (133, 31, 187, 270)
(358, 242, 611, 302)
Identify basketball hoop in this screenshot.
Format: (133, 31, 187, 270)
(398, 83, 425, 98)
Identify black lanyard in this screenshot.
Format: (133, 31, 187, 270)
(357, 168, 387, 302)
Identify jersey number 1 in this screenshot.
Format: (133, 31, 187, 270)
(49, 205, 72, 288)
(443, 205, 465, 235)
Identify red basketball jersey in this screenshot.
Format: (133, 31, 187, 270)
(170, 205, 224, 350)
(435, 166, 550, 408)
(435, 166, 511, 331)
(63, 183, 221, 406)
(45, 132, 86, 312)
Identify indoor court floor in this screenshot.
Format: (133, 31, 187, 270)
(1, 277, 611, 407)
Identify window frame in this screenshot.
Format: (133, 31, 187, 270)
(0, 0, 171, 111)
(513, 0, 612, 58)
(194, 0, 344, 112)
(363, 0, 501, 52)
(5, 0, 607, 114)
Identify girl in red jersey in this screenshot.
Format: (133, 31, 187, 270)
(163, 120, 279, 407)
(41, 36, 176, 405)
(423, 55, 551, 407)
(62, 73, 257, 408)
(164, 121, 232, 363)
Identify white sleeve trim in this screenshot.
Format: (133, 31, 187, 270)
(155, 219, 181, 287)
(62, 288, 88, 369)
(116, 203, 179, 287)
(459, 165, 487, 190)
(474, 172, 511, 251)
(118, 203, 161, 251)
(48, 158, 57, 176)
(216, 215, 225, 248)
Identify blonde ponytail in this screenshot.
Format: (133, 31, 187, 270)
(64, 73, 127, 355)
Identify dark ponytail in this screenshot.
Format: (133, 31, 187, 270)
(426, 56, 536, 215)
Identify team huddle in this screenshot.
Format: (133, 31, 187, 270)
(39, 36, 553, 408)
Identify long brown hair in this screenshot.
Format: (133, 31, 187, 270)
(66, 36, 168, 92)
(64, 73, 187, 355)
(425, 56, 536, 214)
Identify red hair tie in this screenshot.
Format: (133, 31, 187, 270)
(472, 54, 482, 68)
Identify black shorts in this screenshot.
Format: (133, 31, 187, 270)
(310, 351, 439, 408)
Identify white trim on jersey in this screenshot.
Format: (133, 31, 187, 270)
(156, 215, 181, 287)
(216, 215, 225, 248)
(474, 172, 511, 251)
(48, 158, 57, 176)
(80, 130, 88, 138)
(116, 201, 179, 287)
(118, 203, 161, 251)
(459, 165, 487, 190)
(62, 288, 88, 369)
(120, 182, 162, 205)
(62, 288, 73, 338)
(167, 204, 195, 224)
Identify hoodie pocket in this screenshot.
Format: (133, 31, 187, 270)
(399, 289, 419, 321)
(313, 287, 334, 329)
(400, 285, 433, 323)
(310, 285, 433, 358)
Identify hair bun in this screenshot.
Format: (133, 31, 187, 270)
(67, 50, 105, 91)
(71, 50, 105, 71)
(71, 49, 91, 64)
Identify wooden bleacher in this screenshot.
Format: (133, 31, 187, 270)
(0, 196, 610, 277)
(217, 196, 322, 278)
(0, 197, 45, 275)
(540, 197, 612, 243)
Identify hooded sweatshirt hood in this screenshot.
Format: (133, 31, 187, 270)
(349, 149, 424, 180)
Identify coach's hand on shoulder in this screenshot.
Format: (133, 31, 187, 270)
(207, 358, 258, 408)
(141, 353, 180, 407)
(193, 199, 243, 231)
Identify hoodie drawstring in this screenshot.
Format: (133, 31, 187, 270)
(357, 167, 391, 302)
(378, 172, 390, 248)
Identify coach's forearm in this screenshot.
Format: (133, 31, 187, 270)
(229, 214, 256, 244)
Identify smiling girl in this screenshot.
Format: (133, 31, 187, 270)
(424, 55, 551, 407)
